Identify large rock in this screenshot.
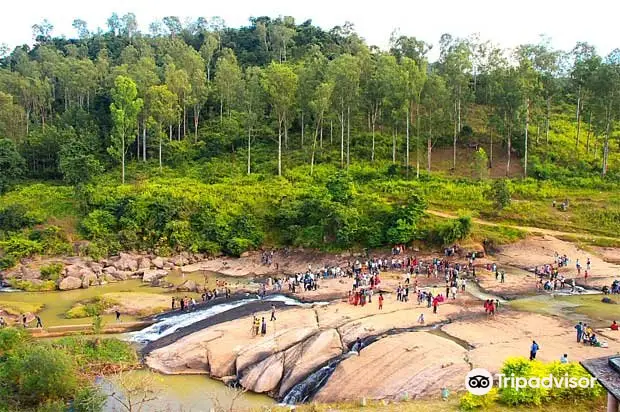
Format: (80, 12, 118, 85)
(142, 269, 168, 283)
(113, 253, 138, 272)
(138, 257, 152, 270)
(176, 279, 198, 292)
(89, 262, 103, 275)
(80, 270, 98, 288)
(171, 254, 189, 267)
(239, 353, 284, 393)
(315, 331, 469, 402)
(20, 265, 41, 280)
(64, 264, 84, 278)
(152, 257, 165, 269)
(58, 276, 82, 290)
(278, 329, 344, 397)
(103, 266, 117, 275)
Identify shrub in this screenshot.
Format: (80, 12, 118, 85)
(460, 388, 498, 410)
(490, 179, 511, 210)
(40, 263, 64, 281)
(7, 279, 56, 292)
(1, 345, 78, 406)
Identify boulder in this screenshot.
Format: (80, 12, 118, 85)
(171, 255, 189, 267)
(58, 276, 82, 290)
(19, 266, 41, 280)
(89, 262, 103, 275)
(81, 271, 98, 288)
(142, 269, 168, 283)
(113, 253, 138, 272)
(112, 271, 129, 281)
(176, 279, 198, 292)
(103, 266, 117, 275)
(138, 257, 152, 270)
(64, 264, 84, 278)
(239, 353, 284, 393)
(163, 262, 175, 270)
(152, 257, 165, 269)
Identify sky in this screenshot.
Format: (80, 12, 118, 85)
(1, 0, 619, 60)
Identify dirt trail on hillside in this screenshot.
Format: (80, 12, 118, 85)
(427, 209, 620, 242)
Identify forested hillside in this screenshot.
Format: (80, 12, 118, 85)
(1, 14, 620, 268)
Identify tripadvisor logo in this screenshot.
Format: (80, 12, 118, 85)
(465, 368, 598, 395)
(466, 368, 494, 395)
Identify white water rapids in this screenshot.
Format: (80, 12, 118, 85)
(127, 294, 326, 343)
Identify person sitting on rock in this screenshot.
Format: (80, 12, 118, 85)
(611, 321, 619, 331)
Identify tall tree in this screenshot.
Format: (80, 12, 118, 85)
(242, 66, 265, 174)
(261, 62, 297, 176)
(328, 54, 360, 168)
(145, 85, 179, 170)
(108, 76, 143, 184)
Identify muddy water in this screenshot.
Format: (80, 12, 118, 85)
(0, 271, 252, 327)
(100, 370, 274, 412)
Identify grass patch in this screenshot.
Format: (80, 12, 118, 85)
(6, 279, 56, 292)
(51, 336, 138, 371)
(0, 300, 44, 315)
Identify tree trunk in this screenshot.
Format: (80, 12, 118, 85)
(159, 129, 163, 171)
(546, 96, 551, 144)
(142, 119, 147, 161)
(575, 86, 581, 150)
(310, 112, 324, 176)
(183, 105, 187, 138)
(301, 111, 304, 148)
(453, 100, 457, 171)
(416, 99, 421, 178)
(427, 109, 432, 173)
(524, 98, 529, 178)
(278, 118, 282, 176)
(220, 98, 223, 123)
(169, 125, 172, 141)
(193, 104, 200, 143)
(586, 111, 592, 153)
(136, 121, 140, 160)
(346, 105, 351, 169)
(392, 128, 396, 164)
(121, 132, 125, 184)
(330, 120, 333, 145)
(506, 124, 511, 177)
(247, 125, 251, 175)
(406, 104, 410, 177)
(489, 128, 493, 169)
(320, 118, 323, 148)
(371, 120, 375, 162)
(340, 107, 344, 168)
(602, 104, 612, 177)
(284, 112, 288, 150)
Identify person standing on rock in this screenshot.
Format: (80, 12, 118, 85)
(261, 317, 267, 336)
(180, 297, 185, 311)
(171, 297, 176, 310)
(35, 315, 43, 328)
(575, 322, 584, 342)
(252, 316, 259, 337)
(22, 314, 27, 328)
(500, 271, 505, 283)
(115, 310, 121, 322)
(270, 304, 276, 321)
(378, 292, 384, 310)
(432, 297, 438, 314)
(529, 340, 540, 360)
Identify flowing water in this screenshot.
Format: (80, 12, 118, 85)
(128, 294, 316, 343)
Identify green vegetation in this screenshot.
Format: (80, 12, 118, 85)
(0, 14, 619, 269)
(0, 328, 135, 411)
(0, 301, 43, 316)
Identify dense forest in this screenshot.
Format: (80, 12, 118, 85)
(1, 14, 620, 271)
